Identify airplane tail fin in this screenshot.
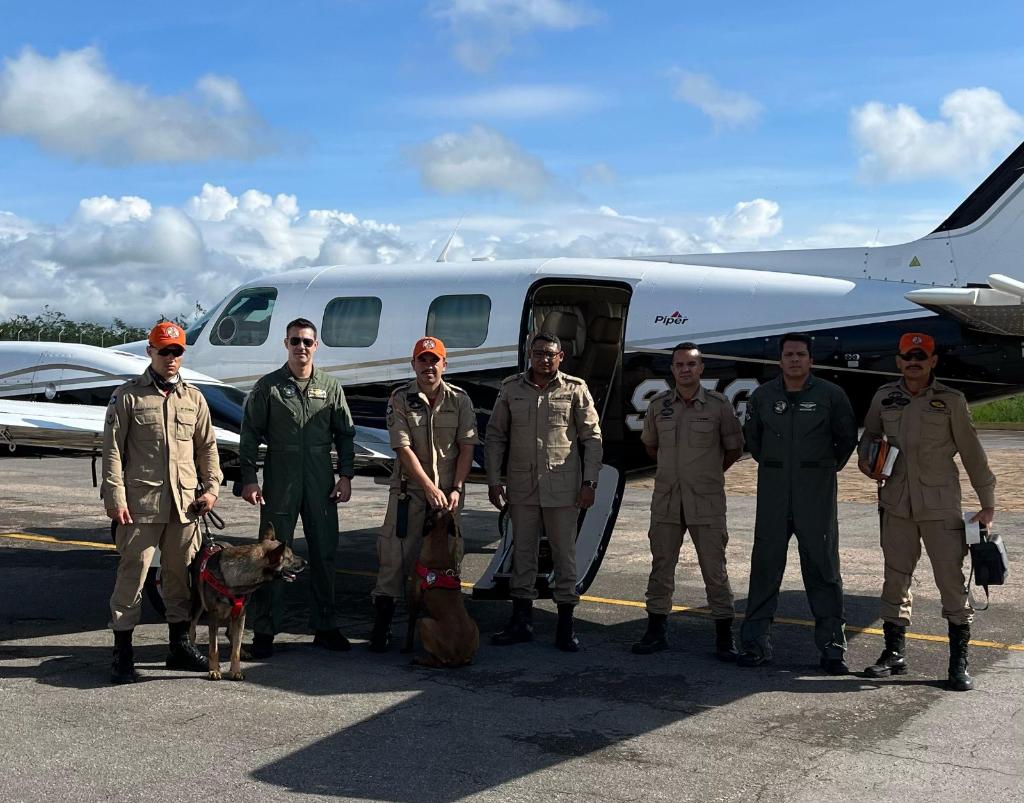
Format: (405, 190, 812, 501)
(638, 140, 1024, 289)
(903, 141, 1024, 335)
(918, 140, 1024, 286)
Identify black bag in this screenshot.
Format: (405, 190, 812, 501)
(971, 533, 1008, 588)
(969, 527, 1009, 609)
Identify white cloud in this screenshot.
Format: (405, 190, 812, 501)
(433, 0, 599, 72)
(186, 184, 239, 222)
(416, 84, 604, 119)
(0, 46, 276, 164)
(852, 87, 1024, 182)
(408, 125, 556, 199)
(75, 195, 152, 225)
(706, 199, 782, 244)
(669, 69, 763, 128)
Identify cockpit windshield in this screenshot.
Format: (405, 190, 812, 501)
(185, 295, 229, 346)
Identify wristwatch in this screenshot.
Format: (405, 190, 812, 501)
(452, 484, 465, 494)
(582, 480, 598, 489)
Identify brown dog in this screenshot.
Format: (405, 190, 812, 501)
(189, 523, 306, 680)
(404, 510, 479, 667)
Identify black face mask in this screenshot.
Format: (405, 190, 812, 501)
(148, 366, 179, 393)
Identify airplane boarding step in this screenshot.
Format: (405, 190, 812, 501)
(472, 463, 624, 600)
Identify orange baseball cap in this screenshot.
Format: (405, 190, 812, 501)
(413, 336, 446, 359)
(149, 322, 186, 350)
(898, 332, 935, 356)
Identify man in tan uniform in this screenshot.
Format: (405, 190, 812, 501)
(103, 322, 222, 683)
(632, 343, 744, 660)
(858, 332, 995, 691)
(368, 336, 479, 652)
(486, 332, 603, 651)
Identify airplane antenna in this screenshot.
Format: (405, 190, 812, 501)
(436, 216, 464, 263)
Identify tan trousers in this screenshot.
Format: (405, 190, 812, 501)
(645, 521, 734, 617)
(509, 504, 580, 604)
(109, 520, 201, 629)
(373, 490, 462, 599)
(880, 512, 972, 626)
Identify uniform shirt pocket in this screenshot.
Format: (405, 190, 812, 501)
(655, 414, 677, 439)
(133, 411, 163, 440)
(920, 414, 949, 441)
(881, 410, 902, 438)
(509, 395, 533, 426)
(687, 420, 715, 448)
(174, 410, 197, 441)
(547, 400, 571, 427)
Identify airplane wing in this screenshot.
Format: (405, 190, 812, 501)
(0, 399, 241, 455)
(352, 425, 395, 472)
(905, 273, 1024, 336)
(0, 399, 396, 474)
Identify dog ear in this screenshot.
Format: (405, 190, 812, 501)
(267, 541, 286, 566)
(259, 522, 277, 542)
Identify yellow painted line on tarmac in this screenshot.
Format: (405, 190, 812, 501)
(578, 593, 1024, 652)
(1, 531, 116, 550)
(4, 531, 1021, 652)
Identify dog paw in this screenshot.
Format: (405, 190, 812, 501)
(229, 671, 244, 681)
(208, 671, 222, 681)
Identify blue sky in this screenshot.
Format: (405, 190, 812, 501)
(1, 1, 1022, 323)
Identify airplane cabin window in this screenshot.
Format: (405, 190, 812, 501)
(321, 297, 382, 347)
(208, 288, 278, 347)
(426, 294, 491, 348)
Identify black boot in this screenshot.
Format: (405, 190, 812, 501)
(865, 621, 908, 678)
(165, 621, 209, 672)
(314, 628, 352, 651)
(492, 598, 534, 646)
(947, 622, 973, 691)
(714, 617, 739, 662)
(368, 596, 396, 653)
(250, 633, 274, 659)
(555, 603, 580, 652)
(110, 629, 139, 684)
(631, 613, 668, 655)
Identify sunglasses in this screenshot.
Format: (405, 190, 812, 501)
(156, 346, 184, 357)
(289, 337, 316, 347)
(898, 350, 930, 362)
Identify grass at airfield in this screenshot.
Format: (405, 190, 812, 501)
(973, 396, 1024, 423)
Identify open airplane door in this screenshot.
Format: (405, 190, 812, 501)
(473, 278, 631, 600)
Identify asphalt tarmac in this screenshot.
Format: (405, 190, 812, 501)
(1, 448, 1021, 803)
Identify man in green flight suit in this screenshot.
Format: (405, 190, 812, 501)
(239, 317, 356, 658)
(738, 332, 858, 674)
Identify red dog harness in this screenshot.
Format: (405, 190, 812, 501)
(413, 560, 461, 591)
(198, 543, 247, 620)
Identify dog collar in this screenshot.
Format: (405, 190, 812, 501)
(198, 544, 248, 620)
(413, 560, 461, 591)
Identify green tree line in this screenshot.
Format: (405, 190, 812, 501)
(0, 304, 205, 347)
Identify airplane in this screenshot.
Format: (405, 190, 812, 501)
(3, 139, 1023, 600)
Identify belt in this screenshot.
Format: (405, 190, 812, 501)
(267, 444, 333, 454)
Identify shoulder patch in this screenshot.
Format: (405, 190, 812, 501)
(108, 394, 118, 405)
(500, 373, 522, 386)
(446, 382, 467, 395)
(649, 389, 672, 405)
(560, 373, 584, 384)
